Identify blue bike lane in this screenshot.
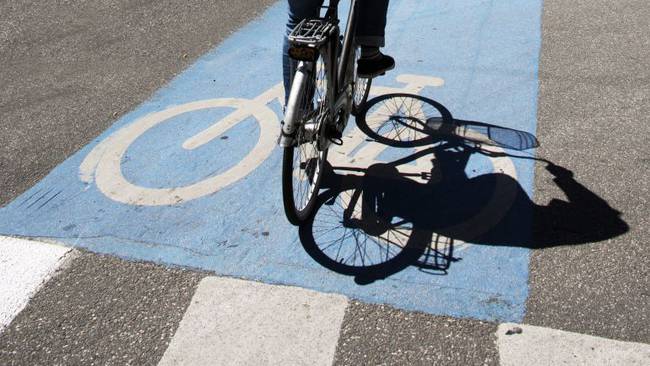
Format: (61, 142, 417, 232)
(0, 0, 542, 322)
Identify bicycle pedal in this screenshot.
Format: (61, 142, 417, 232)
(329, 137, 343, 146)
(324, 124, 343, 144)
(329, 130, 343, 139)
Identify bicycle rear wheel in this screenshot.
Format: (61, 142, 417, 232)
(282, 55, 330, 225)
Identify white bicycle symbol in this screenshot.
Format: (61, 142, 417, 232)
(79, 85, 284, 206)
(79, 72, 517, 229)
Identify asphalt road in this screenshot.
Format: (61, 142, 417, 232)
(526, 0, 649, 343)
(0, 253, 204, 365)
(0, 0, 276, 206)
(0, 0, 648, 364)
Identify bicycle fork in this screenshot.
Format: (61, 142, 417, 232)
(279, 61, 313, 148)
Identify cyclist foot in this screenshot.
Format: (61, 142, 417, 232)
(358, 49, 395, 78)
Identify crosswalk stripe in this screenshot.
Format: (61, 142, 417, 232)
(158, 276, 349, 366)
(1, 246, 648, 365)
(0, 236, 72, 332)
(497, 323, 650, 365)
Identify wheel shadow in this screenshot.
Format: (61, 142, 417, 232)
(298, 93, 629, 284)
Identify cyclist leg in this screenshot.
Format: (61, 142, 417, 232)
(283, 0, 325, 105)
(356, 0, 388, 48)
(356, 0, 395, 78)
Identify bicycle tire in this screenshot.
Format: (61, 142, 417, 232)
(282, 147, 328, 225)
(282, 55, 330, 225)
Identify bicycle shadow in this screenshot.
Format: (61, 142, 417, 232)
(298, 94, 628, 284)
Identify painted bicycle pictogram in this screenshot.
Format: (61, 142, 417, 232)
(79, 85, 284, 206)
(79, 73, 517, 218)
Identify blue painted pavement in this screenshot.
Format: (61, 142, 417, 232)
(0, 0, 542, 322)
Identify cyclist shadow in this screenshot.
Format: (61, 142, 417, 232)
(298, 94, 629, 285)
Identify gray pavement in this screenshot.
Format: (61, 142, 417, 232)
(526, 0, 650, 343)
(0, 251, 503, 366)
(334, 301, 499, 365)
(2, 249, 646, 365)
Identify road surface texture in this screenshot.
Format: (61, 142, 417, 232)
(0, 0, 648, 365)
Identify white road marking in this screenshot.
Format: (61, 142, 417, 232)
(79, 97, 280, 206)
(3, 235, 648, 364)
(78, 74, 450, 207)
(0, 236, 72, 333)
(158, 276, 348, 366)
(497, 323, 650, 365)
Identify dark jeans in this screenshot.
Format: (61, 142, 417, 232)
(283, 0, 389, 103)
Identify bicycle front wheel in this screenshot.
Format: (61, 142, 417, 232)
(282, 55, 330, 225)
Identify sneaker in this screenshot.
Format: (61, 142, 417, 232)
(357, 53, 395, 78)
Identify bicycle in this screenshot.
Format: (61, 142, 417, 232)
(280, 0, 373, 225)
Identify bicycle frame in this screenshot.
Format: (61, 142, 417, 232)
(326, 0, 360, 96)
